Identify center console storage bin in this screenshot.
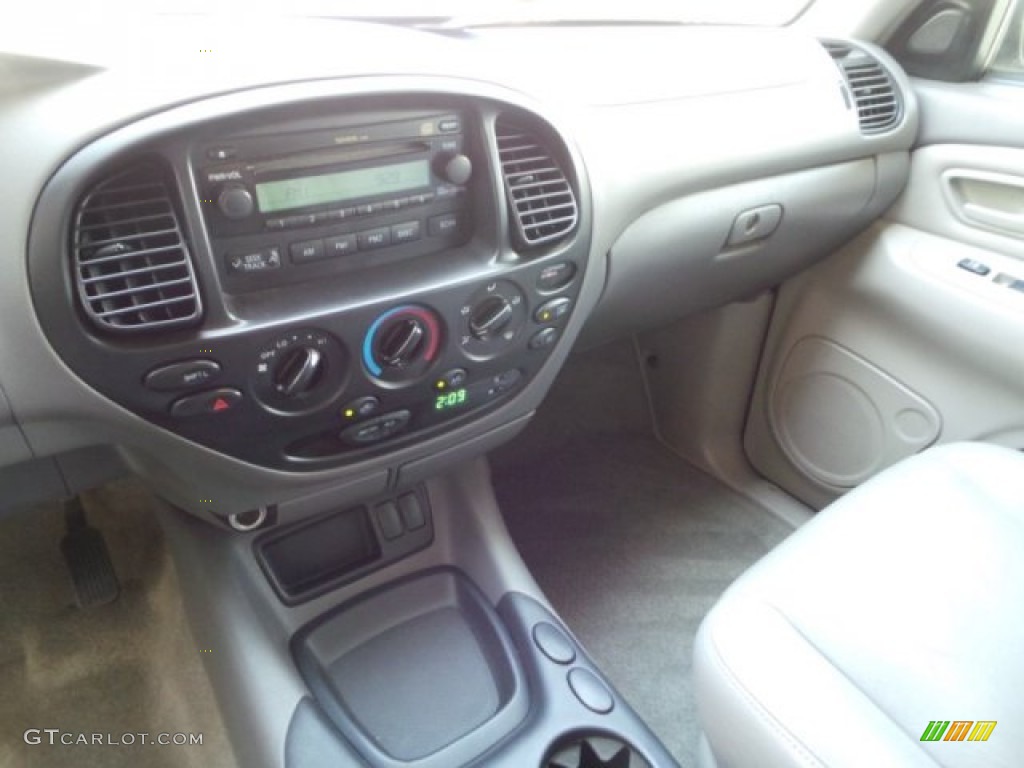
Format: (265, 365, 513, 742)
(293, 568, 528, 768)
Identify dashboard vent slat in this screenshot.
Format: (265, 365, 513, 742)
(496, 119, 579, 249)
(823, 41, 903, 136)
(71, 161, 202, 333)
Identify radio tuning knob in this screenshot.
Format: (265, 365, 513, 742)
(437, 153, 473, 186)
(217, 183, 255, 220)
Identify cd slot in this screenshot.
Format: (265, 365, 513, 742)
(250, 141, 429, 177)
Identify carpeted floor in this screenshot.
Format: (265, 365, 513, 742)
(0, 480, 236, 768)
(493, 433, 795, 766)
(490, 339, 798, 764)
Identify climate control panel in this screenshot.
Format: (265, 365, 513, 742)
(85, 255, 585, 470)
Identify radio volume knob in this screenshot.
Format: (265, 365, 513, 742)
(217, 183, 255, 220)
(437, 153, 473, 186)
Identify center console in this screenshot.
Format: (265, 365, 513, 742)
(159, 462, 680, 768)
(30, 79, 679, 768)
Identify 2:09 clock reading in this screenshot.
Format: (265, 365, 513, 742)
(434, 388, 468, 412)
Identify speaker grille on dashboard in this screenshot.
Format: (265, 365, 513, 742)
(496, 118, 578, 249)
(71, 160, 202, 333)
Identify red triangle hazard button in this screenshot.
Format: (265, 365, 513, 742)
(211, 397, 232, 412)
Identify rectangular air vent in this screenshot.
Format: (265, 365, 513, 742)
(71, 161, 202, 333)
(824, 41, 902, 135)
(495, 119, 578, 249)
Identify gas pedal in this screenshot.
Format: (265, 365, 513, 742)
(60, 497, 120, 608)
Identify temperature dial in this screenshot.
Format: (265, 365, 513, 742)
(459, 281, 527, 359)
(363, 305, 442, 384)
(253, 328, 348, 414)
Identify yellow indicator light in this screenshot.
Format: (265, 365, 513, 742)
(541, 312, 551, 321)
(344, 409, 355, 418)
(436, 380, 446, 390)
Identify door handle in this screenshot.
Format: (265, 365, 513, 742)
(942, 169, 1024, 237)
(962, 202, 1024, 234)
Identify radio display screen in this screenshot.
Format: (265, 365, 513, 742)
(255, 159, 431, 213)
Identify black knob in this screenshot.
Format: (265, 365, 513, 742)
(217, 183, 255, 219)
(274, 347, 324, 396)
(469, 296, 513, 341)
(377, 318, 426, 368)
(437, 153, 473, 186)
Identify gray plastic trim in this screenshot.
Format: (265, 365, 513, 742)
(914, 78, 1024, 149)
(157, 455, 548, 768)
(585, 159, 881, 343)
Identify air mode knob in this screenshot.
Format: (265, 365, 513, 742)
(458, 281, 527, 360)
(468, 296, 513, 341)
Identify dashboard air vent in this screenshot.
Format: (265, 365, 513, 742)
(496, 118, 578, 249)
(71, 161, 201, 333)
(824, 41, 902, 135)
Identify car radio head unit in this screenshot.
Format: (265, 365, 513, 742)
(194, 111, 474, 289)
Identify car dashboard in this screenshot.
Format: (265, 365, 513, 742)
(0, 13, 925, 768)
(0, 17, 916, 522)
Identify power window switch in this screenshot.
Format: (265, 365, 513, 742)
(957, 258, 991, 276)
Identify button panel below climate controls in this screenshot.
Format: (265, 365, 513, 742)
(340, 410, 411, 445)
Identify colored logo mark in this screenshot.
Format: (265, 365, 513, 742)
(920, 721, 997, 742)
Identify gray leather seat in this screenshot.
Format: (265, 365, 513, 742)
(693, 442, 1024, 768)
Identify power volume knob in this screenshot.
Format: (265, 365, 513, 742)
(437, 153, 473, 186)
(217, 183, 255, 220)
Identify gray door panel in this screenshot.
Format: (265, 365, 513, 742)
(745, 85, 1024, 509)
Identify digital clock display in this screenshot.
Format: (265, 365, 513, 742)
(255, 159, 431, 214)
(434, 388, 468, 412)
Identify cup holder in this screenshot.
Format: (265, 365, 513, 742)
(545, 734, 653, 768)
